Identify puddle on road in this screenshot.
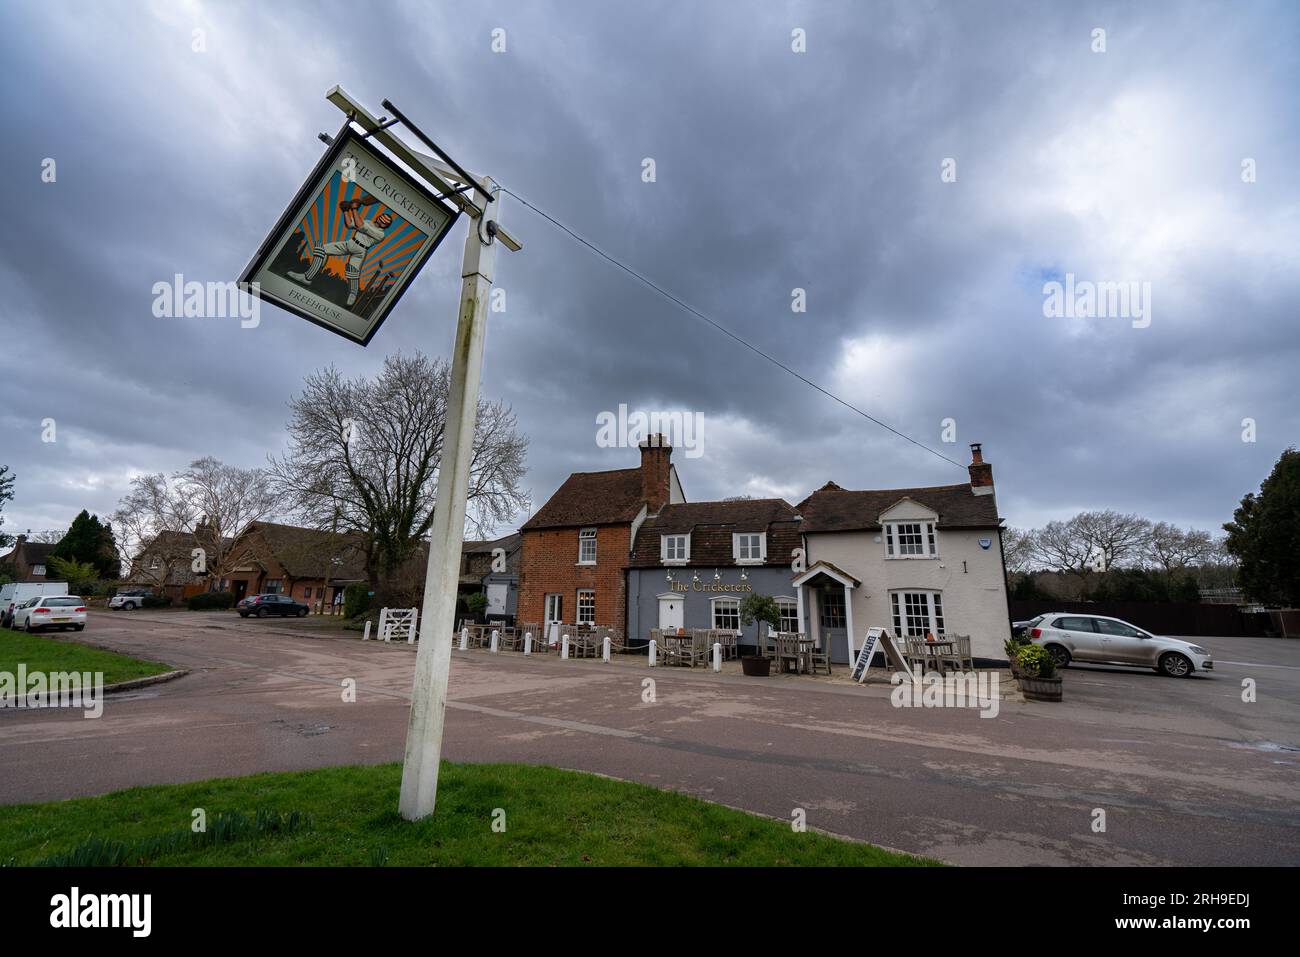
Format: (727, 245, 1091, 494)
(1226, 740, 1300, 754)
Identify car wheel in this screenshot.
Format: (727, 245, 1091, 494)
(1158, 652, 1193, 677)
(124, 601, 137, 611)
(74, 625, 85, 632)
(297, 607, 308, 617)
(239, 612, 248, 618)
(257, 607, 269, 618)
(1044, 644, 1071, 669)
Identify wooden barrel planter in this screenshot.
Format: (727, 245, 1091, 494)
(1017, 674, 1062, 702)
(741, 656, 771, 677)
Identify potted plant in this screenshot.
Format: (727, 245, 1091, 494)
(1015, 644, 1062, 702)
(739, 594, 781, 676)
(1004, 635, 1030, 678)
(465, 591, 488, 624)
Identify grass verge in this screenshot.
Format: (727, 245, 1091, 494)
(0, 762, 941, 867)
(0, 627, 171, 685)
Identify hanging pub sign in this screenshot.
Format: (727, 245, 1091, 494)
(239, 121, 459, 345)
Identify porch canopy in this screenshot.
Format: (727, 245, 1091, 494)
(791, 561, 863, 664)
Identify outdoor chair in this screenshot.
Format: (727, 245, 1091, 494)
(953, 635, 975, 671)
(904, 637, 932, 674)
(498, 626, 522, 652)
(808, 636, 832, 675)
(520, 622, 546, 653)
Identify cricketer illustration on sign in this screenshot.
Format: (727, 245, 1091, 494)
(241, 125, 459, 345)
(268, 172, 427, 319)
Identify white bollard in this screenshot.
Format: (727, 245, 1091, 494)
(379, 608, 390, 642)
(363, 620, 372, 641)
(490, 629, 499, 653)
(648, 639, 657, 667)
(458, 627, 468, 651)
(603, 636, 611, 662)
(713, 642, 722, 672)
(524, 632, 533, 655)
(561, 634, 570, 659)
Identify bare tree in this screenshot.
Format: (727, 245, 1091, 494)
(270, 352, 529, 588)
(1002, 527, 1037, 577)
(1144, 522, 1213, 576)
(1029, 518, 1097, 593)
(111, 458, 280, 590)
(1072, 510, 1152, 572)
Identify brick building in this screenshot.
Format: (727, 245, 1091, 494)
(517, 435, 684, 635)
(0, 535, 57, 582)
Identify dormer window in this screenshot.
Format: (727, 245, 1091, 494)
(661, 534, 690, 564)
(884, 521, 937, 558)
(578, 528, 597, 564)
(733, 532, 766, 564)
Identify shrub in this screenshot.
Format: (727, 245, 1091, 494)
(344, 582, 371, 619)
(465, 592, 488, 618)
(1016, 644, 1057, 679)
(739, 594, 781, 632)
(142, 595, 172, 608)
(187, 591, 236, 611)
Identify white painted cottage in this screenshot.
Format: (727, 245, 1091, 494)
(792, 444, 1011, 665)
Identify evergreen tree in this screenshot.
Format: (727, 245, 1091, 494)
(51, 510, 120, 579)
(1224, 448, 1300, 606)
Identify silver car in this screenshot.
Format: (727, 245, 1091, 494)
(1028, 613, 1213, 678)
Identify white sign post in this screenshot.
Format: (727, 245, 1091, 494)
(304, 90, 525, 824)
(851, 627, 907, 683)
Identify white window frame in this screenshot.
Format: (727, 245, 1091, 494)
(577, 527, 597, 565)
(889, 590, 946, 638)
(775, 597, 799, 633)
(576, 589, 596, 624)
(711, 596, 741, 632)
(32, 564, 46, 577)
(884, 521, 938, 559)
(660, 533, 690, 564)
(732, 532, 766, 564)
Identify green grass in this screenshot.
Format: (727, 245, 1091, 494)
(0, 627, 171, 685)
(0, 763, 940, 867)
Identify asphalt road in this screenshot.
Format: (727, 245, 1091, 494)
(2, 611, 1297, 866)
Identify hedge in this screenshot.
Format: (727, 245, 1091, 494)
(344, 583, 371, 619)
(142, 596, 173, 608)
(187, 592, 237, 611)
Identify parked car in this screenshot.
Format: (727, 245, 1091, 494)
(237, 594, 309, 618)
(12, 595, 87, 632)
(109, 589, 153, 610)
(1, 581, 70, 628)
(1027, 613, 1213, 677)
(1011, 616, 1044, 639)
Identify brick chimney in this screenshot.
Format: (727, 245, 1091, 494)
(639, 433, 672, 513)
(968, 443, 994, 496)
(15, 534, 26, 546)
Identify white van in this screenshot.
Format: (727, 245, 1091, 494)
(1, 582, 68, 628)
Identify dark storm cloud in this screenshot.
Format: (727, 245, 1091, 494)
(1, 0, 1296, 544)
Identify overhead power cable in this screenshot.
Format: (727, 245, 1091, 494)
(495, 185, 967, 471)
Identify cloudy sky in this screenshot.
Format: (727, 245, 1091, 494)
(2, 0, 1296, 546)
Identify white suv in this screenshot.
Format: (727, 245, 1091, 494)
(1027, 613, 1213, 678)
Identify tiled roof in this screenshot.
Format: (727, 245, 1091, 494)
(521, 468, 647, 530)
(796, 482, 999, 533)
(629, 499, 800, 567)
(239, 522, 369, 581)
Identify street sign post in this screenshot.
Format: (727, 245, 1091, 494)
(244, 87, 521, 821)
